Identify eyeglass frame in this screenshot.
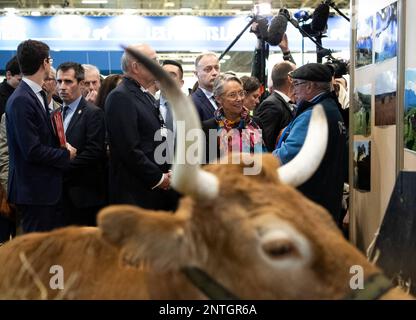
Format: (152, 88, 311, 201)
(224, 90, 246, 100)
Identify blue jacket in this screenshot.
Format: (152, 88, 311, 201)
(274, 92, 347, 224)
(191, 88, 217, 121)
(6, 81, 69, 205)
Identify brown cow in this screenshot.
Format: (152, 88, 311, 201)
(0, 154, 410, 299)
(0, 47, 411, 300)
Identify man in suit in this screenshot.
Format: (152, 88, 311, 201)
(5, 40, 76, 233)
(81, 64, 101, 105)
(254, 61, 297, 152)
(105, 43, 179, 211)
(191, 52, 220, 121)
(56, 62, 106, 226)
(158, 59, 184, 164)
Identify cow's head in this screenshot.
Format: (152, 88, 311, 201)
(97, 47, 380, 299)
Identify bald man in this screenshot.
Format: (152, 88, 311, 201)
(105, 44, 179, 211)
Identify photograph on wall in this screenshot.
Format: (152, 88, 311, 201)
(374, 2, 398, 63)
(356, 15, 373, 68)
(353, 84, 372, 136)
(375, 69, 397, 126)
(404, 69, 416, 152)
(353, 140, 371, 192)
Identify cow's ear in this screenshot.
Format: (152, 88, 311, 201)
(97, 200, 196, 271)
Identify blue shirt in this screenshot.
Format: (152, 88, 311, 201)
(273, 92, 328, 164)
(63, 95, 82, 133)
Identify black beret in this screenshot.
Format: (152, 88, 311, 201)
(289, 63, 333, 82)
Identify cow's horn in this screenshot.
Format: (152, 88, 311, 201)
(277, 104, 328, 187)
(123, 46, 219, 200)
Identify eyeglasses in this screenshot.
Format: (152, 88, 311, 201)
(293, 81, 307, 87)
(225, 90, 245, 100)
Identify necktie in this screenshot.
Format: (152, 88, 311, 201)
(210, 96, 218, 110)
(40, 90, 50, 116)
(62, 105, 70, 121)
(163, 101, 175, 165)
(164, 101, 174, 132)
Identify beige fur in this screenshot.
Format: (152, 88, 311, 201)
(0, 154, 411, 299)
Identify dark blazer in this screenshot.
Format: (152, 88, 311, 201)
(254, 91, 294, 152)
(191, 87, 217, 121)
(105, 77, 178, 211)
(5, 80, 69, 205)
(63, 97, 106, 208)
(0, 79, 15, 120)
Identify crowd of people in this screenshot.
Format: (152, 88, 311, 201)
(0, 36, 350, 243)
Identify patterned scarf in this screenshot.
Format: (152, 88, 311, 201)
(214, 107, 265, 156)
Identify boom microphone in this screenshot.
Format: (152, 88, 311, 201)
(311, 3, 330, 34)
(267, 9, 289, 46)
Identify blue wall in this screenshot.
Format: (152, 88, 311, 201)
(0, 15, 350, 74)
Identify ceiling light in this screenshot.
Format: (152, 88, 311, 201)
(164, 1, 175, 8)
(123, 9, 136, 15)
(180, 8, 193, 13)
(31, 11, 41, 16)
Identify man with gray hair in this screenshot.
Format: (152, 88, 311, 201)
(81, 64, 101, 104)
(273, 63, 347, 226)
(42, 66, 61, 112)
(105, 43, 179, 211)
(191, 52, 220, 121)
(254, 61, 296, 152)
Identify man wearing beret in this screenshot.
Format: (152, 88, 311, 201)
(273, 63, 347, 226)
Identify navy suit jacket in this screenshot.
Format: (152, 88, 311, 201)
(63, 97, 106, 208)
(254, 91, 294, 152)
(5, 80, 69, 206)
(191, 87, 217, 121)
(105, 77, 179, 211)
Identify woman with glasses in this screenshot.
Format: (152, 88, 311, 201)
(202, 74, 266, 164)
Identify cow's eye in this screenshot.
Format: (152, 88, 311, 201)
(262, 239, 296, 259)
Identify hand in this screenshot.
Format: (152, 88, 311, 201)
(158, 173, 171, 190)
(278, 33, 289, 53)
(66, 142, 77, 160)
(250, 21, 259, 35)
(85, 90, 98, 104)
(250, 18, 268, 41)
